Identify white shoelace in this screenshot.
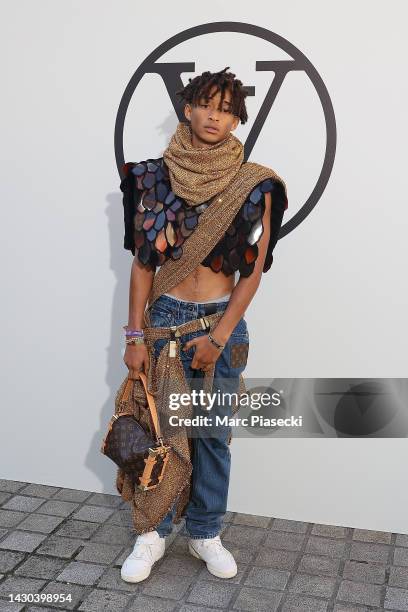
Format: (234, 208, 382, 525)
(200, 536, 225, 557)
(129, 541, 154, 561)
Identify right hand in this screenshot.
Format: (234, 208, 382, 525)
(123, 342, 150, 379)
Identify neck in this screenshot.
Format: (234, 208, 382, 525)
(190, 129, 213, 149)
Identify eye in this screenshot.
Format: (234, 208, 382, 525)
(199, 102, 232, 113)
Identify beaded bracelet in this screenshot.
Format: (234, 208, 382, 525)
(208, 332, 225, 351)
(123, 325, 144, 338)
(125, 337, 145, 345)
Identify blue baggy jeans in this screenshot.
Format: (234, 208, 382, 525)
(148, 293, 249, 540)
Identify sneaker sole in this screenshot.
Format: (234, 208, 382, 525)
(120, 547, 165, 583)
(188, 543, 238, 579)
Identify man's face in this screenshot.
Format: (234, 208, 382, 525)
(184, 85, 240, 148)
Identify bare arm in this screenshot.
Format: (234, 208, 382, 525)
(127, 257, 156, 328)
(212, 191, 272, 344)
(124, 257, 156, 377)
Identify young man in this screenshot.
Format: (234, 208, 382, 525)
(118, 67, 288, 582)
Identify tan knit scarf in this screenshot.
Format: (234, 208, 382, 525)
(163, 121, 244, 206)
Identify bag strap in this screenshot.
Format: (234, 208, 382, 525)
(119, 371, 164, 444)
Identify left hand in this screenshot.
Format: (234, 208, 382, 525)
(182, 334, 224, 371)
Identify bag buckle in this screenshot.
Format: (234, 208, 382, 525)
(200, 316, 211, 331)
(169, 325, 180, 358)
(137, 444, 170, 491)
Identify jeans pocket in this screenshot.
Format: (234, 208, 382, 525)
(228, 334, 250, 371)
(149, 303, 173, 328)
(149, 303, 174, 359)
(231, 317, 248, 338)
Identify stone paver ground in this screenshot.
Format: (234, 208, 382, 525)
(0, 479, 407, 611)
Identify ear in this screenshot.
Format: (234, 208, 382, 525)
(230, 116, 240, 131)
(184, 103, 192, 122)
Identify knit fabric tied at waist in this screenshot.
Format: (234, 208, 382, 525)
(143, 309, 247, 415)
(115, 310, 247, 534)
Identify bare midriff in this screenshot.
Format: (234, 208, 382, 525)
(165, 264, 235, 302)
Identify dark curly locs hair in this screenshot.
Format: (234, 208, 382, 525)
(175, 66, 249, 125)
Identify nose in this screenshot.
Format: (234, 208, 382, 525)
(208, 109, 220, 121)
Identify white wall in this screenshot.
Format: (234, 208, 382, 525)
(1, 0, 407, 534)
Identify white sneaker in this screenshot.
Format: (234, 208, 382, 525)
(121, 530, 166, 583)
(188, 535, 238, 578)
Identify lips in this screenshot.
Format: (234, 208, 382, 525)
(204, 126, 219, 133)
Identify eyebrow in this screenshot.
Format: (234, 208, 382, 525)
(201, 97, 233, 107)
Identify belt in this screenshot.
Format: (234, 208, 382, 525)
(143, 310, 223, 346)
(202, 302, 218, 315)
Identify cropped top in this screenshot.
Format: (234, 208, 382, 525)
(120, 157, 288, 277)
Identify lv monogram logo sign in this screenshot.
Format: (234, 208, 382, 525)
(115, 21, 337, 240)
